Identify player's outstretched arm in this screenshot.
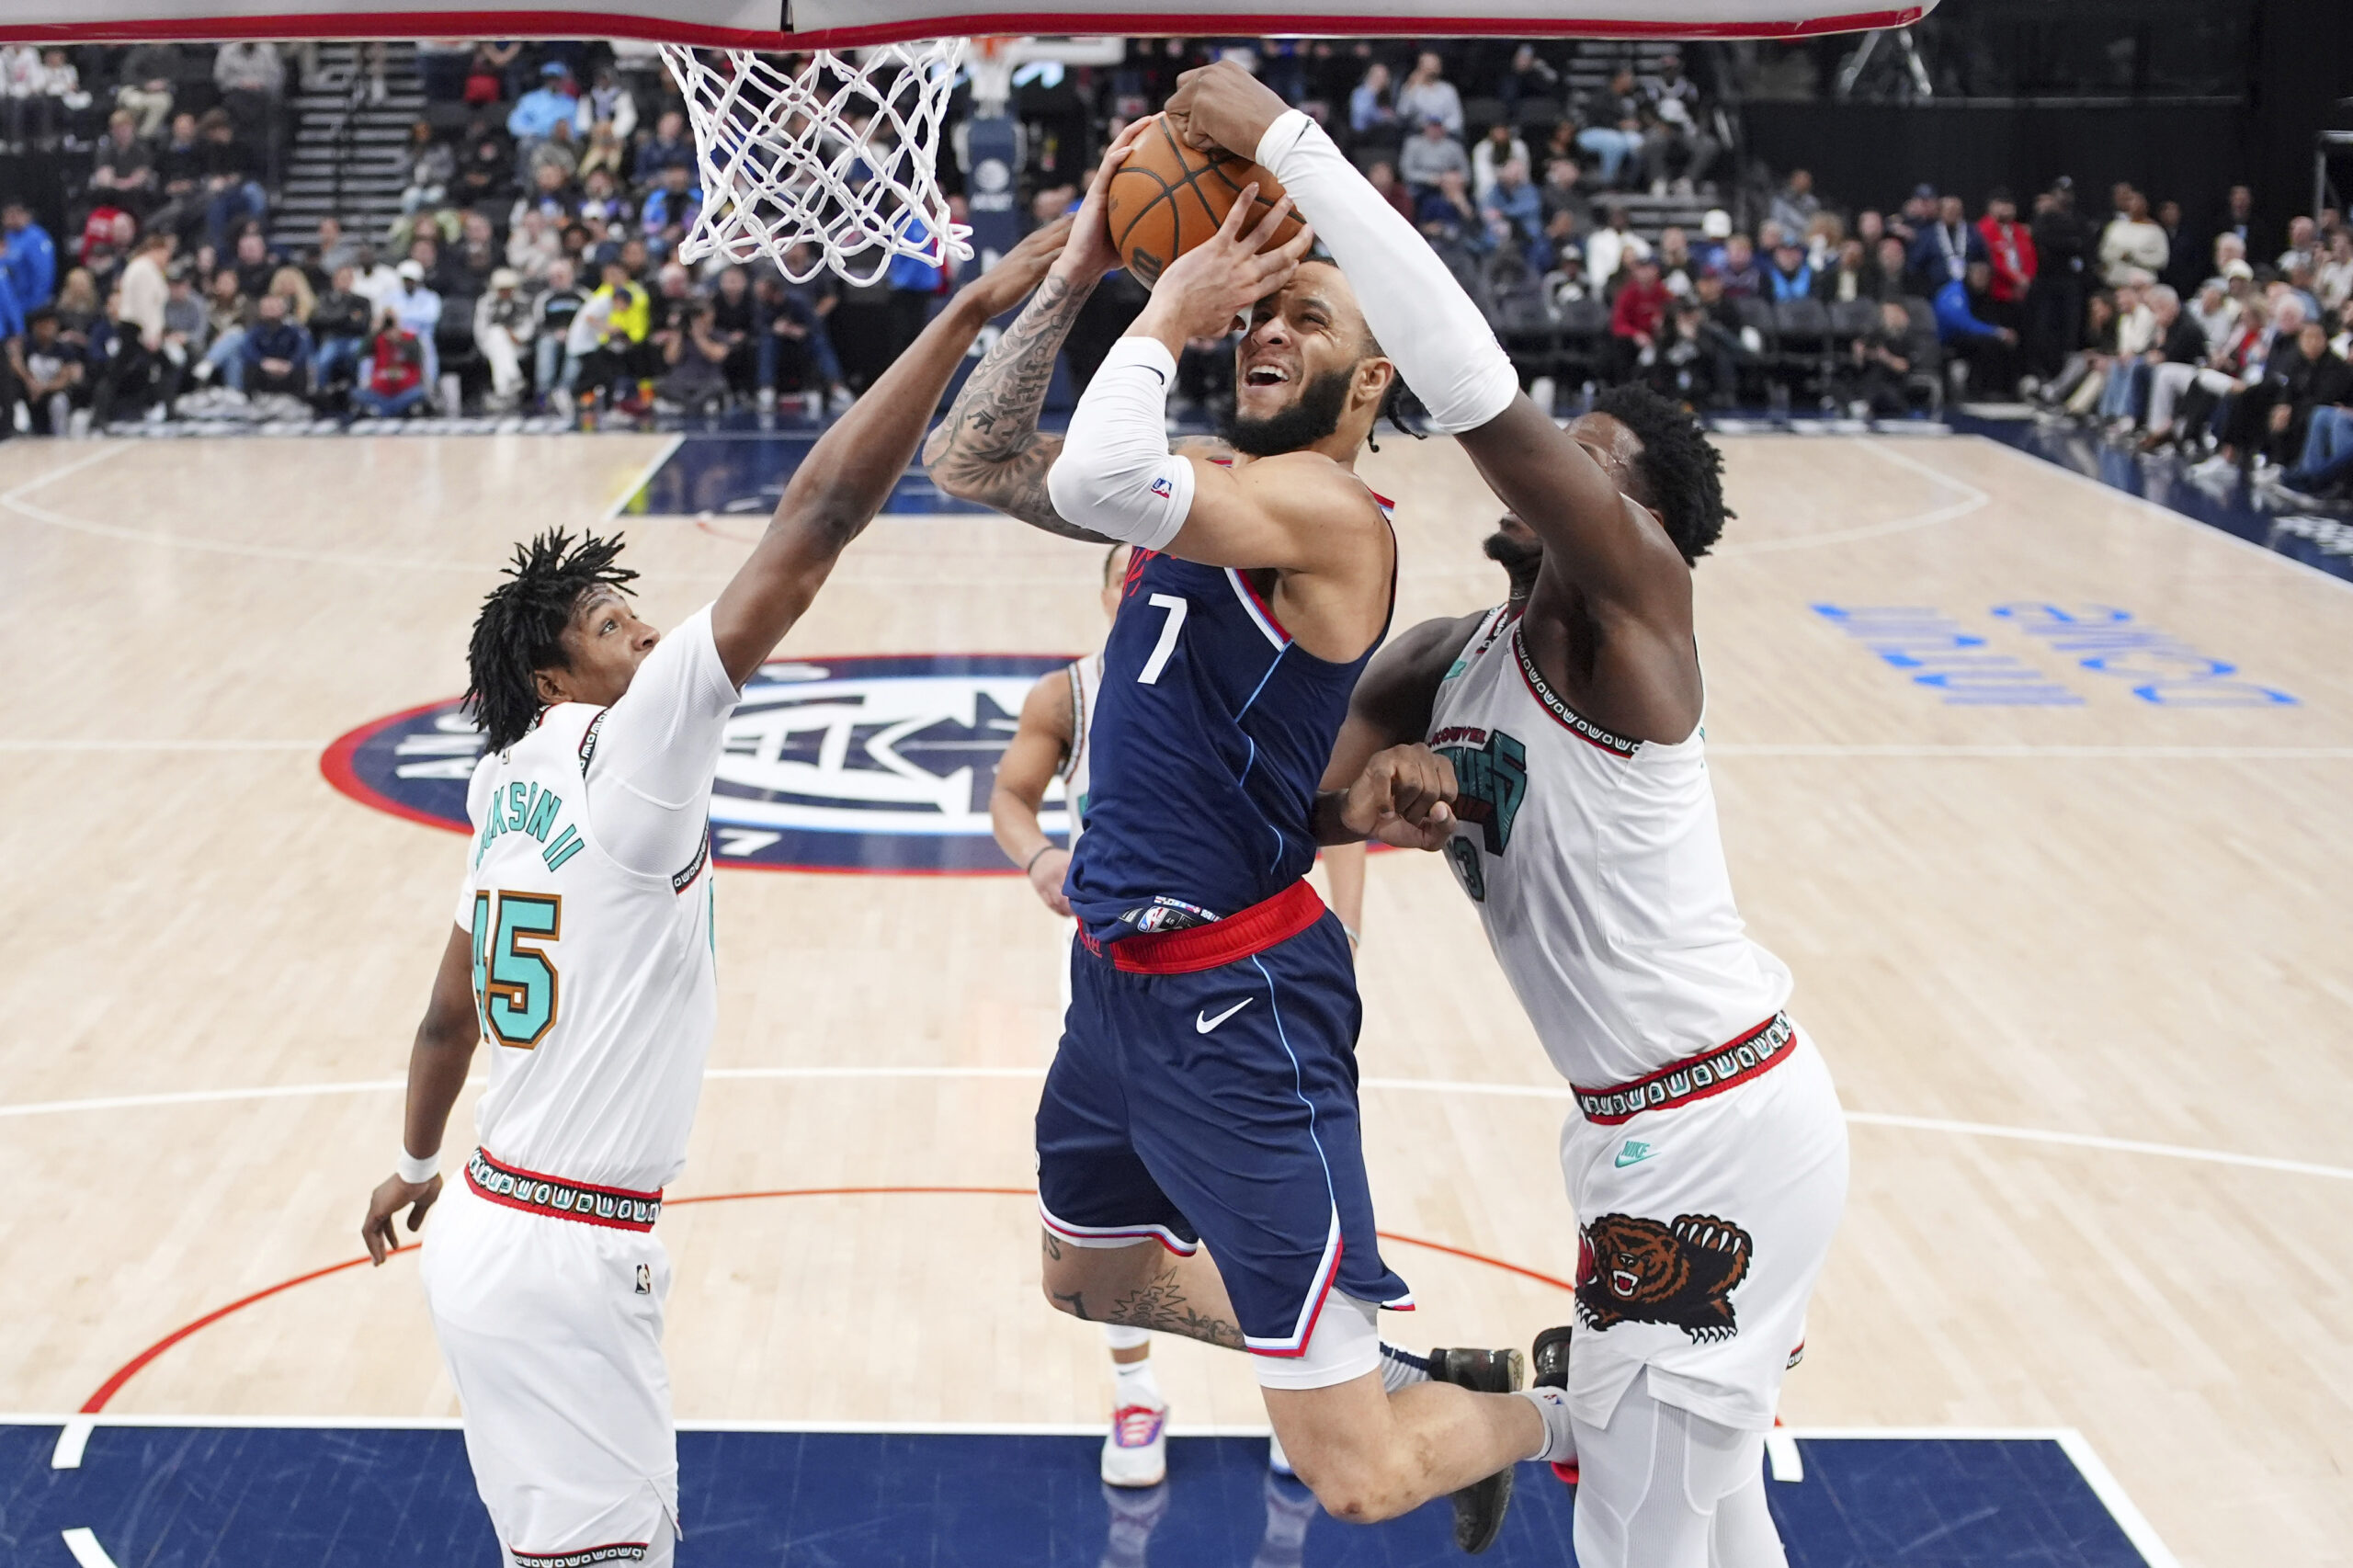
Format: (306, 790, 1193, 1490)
(1165, 63, 1687, 609)
(361, 924, 478, 1265)
(1311, 613, 1480, 849)
(989, 669, 1078, 916)
(707, 220, 1072, 687)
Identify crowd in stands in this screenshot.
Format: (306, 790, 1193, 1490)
(0, 35, 2347, 502)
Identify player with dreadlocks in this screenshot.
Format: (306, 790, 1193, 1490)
(356, 221, 1072, 1568)
(1172, 63, 1851, 1568)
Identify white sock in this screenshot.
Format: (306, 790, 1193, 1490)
(1113, 1357, 1164, 1410)
(1379, 1342, 1433, 1392)
(1103, 1324, 1151, 1352)
(1514, 1386, 1576, 1464)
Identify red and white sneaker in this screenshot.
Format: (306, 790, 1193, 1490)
(1101, 1400, 1170, 1487)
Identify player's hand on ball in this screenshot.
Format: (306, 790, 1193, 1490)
(1166, 61, 1294, 159)
(1055, 118, 1151, 283)
(1028, 846, 1074, 917)
(1140, 187, 1313, 343)
(362, 1172, 443, 1265)
(1343, 744, 1460, 851)
(962, 214, 1075, 319)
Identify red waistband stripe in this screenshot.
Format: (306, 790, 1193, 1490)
(1106, 879, 1327, 975)
(466, 1148, 664, 1231)
(1573, 1014, 1795, 1124)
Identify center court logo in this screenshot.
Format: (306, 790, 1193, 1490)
(323, 653, 1074, 873)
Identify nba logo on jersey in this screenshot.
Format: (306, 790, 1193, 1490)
(634, 1264, 653, 1296)
(1150, 475, 1174, 499)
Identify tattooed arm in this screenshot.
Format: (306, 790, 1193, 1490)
(925, 121, 1228, 540)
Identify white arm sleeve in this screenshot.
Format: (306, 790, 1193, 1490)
(1256, 109, 1519, 434)
(1044, 336, 1196, 551)
(584, 604, 742, 878)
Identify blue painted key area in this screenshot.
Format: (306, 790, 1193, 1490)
(3, 1424, 2162, 1566)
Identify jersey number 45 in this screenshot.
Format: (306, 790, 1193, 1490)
(471, 891, 563, 1049)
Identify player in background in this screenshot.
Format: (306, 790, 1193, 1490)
(928, 123, 1559, 1554)
(356, 222, 1073, 1568)
(989, 541, 1368, 1490)
(1170, 63, 1850, 1568)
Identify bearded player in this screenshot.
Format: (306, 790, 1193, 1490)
(1169, 63, 1849, 1568)
(355, 222, 1071, 1568)
(990, 542, 1370, 1488)
(927, 125, 1561, 1551)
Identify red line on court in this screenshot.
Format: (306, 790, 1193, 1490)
(79, 1185, 1575, 1412)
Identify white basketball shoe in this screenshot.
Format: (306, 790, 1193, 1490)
(1101, 1399, 1170, 1487)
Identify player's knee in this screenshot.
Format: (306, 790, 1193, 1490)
(1292, 1446, 1416, 1524)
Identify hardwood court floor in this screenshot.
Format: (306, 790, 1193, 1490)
(0, 428, 2347, 1568)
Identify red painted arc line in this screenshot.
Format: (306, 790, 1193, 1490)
(80, 1184, 1573, 1414)
(0, 8, 1928, 50)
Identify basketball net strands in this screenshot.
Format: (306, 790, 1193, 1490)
(7, 2, 1939, 285)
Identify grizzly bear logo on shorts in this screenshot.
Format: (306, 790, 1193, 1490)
(1575, 1213, 1752, 1342)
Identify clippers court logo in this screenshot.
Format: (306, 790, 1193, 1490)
(323, 654, 1075, 873)
(1575, 1212, 1752, 1343)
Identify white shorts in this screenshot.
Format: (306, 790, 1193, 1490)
(1562, 1027, 1847, 1433)
(420, 1177, 680, 1565)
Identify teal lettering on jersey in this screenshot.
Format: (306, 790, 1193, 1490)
(542, 824, 585, 872)
(476, 783, 574, 870)
(1435, 730, 1529, 856)
(524, 788, 563, 843)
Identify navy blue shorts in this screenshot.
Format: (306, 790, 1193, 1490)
(1036, 881, 1412, 1360)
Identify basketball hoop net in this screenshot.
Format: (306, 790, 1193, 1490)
(660, 40, 972, 286)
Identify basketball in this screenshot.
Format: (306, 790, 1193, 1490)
(1105, 113, 1308, 286)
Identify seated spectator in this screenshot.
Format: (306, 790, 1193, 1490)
(1497, 44, 1560, 121)
(195, 267, 250, 389)
(1638, 51, 1715, 194)
(80, 212, 138, 303)
(2316, 229, 2353, 315)
(1866, 236, 1910, 302)
(1416, 167, 1485, 254)
(1576, 67, 1644, 187)
(2276, 215, 2319, 278)
(2187, 278, 2238, 351)
(1815, 238, 1870, 303)
(1768, 169, 1820, 244)
(1654, 225, 1697, 296)
(1586, 203, 1651, 291)
(230, 226, 278, 301)
(1399, 116, 1468, 199)
(213, 40, 285, 153)
(160, 257, 206, 367)
(305, 216, 359, 289)
(2144, 292, 2263, 452)
(575, 166, 631, 231)
(145, 112, 208, 241)
(1712, 232, 1760, 298)
(1393, 51, 1462, 137)
(1908, 194, 1984, 297)
(2262, 318, 2350, 467)
(756, 249, 853, 411)
(2099, 192, 2168, 288)
(1802, 211, 1844, 268)
(2275, 369, 2353, 498)
(388, 257, 444, 381)
(2, 45, 90, 150)
(2, 201, 57, 313)
(532, 256, 586, 403)
(1976, 188, 2035, 329)
(1480, 158, 1548, 270)
(398, 120, 455, 214)
(449, 210, 500, 297)
(1539, 158, 1592, 251)
(1365, 161, 1415, 224)
(571, 256, 653, 409)
(1888, 184, 1935, 247)
(90, 110, 157, 214)
(310, 264, 373, 392)
(654, 298, 731, 412)
(1842, 301, 1920, 417)
(198, 108, 267, 254)
(577, 120, 627, 187)
(2111, 280, 2201, 440)
(1607, 257, 1671, 381)
(451, 118, 515, 209)
(1470, 122, 1529, 205)
(2042, 290, 2120, 414)
(1347, 61, 1397, 145)
(633, 109, 695, 184)
(507, 62, 578, 153)
(506, 210, 563, 282)
(1936, 258, 2021, 397)
(574, 63, 638, 142)
(12, 309, 85, 433)
(1654, 290, 1733, 406)
(474, 267, 536, 411)
(526, 119, 580, 187)
(639, 164, 705, 257)
(239, 290, 312, 401)
(1764, 237, 1813, 302)
(353, 312, 428, 418)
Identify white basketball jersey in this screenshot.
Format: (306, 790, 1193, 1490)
(1059, 652, 1105, 845)
(1425, 606, 1792, 1087)
(459, 701, 717, 1194)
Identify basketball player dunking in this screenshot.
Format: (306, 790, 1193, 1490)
(927, 126, 1564, 1551)
(989, 543, 1367, 1490)
(355, 222, 1073, 1568)
(1169, 63, 1851, 1568)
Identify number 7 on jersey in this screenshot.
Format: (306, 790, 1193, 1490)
(1137, 594, 1188, 685)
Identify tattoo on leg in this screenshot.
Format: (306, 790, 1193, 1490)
(1052, 1290, 1091, 1321)
(1104, 1262, 1245, 1350)
(1041, 1231, 1063, 1262)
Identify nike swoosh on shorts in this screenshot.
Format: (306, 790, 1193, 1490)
(1195, 999, 1253, 1034)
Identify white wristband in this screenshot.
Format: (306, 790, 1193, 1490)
(397, 1149, 440, 1185)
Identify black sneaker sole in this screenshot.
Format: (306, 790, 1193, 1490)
(1429, 1347, 1523, 1554)
(1532, 1325, 1573, 1390)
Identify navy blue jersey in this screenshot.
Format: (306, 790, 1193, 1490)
(1067, 517, 1393, 945)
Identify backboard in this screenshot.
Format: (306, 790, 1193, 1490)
(5, 0, 1938, 52)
